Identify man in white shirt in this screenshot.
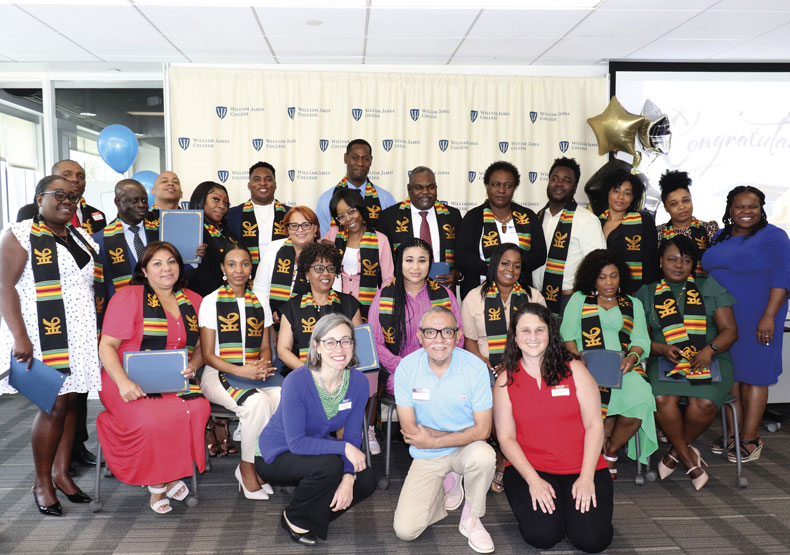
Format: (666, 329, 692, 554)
(532, 157, 606, 316)
(150, 171, 183, 210)
(227, 162, 289, 279)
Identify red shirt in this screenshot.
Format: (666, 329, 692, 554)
(508, 360, 606, 475)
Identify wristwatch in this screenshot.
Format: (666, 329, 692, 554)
(708, 342, 720, 353)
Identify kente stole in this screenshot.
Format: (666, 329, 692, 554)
(660, 218, 710, 277)
(537, 201, 576, 314)
(269, 239, 301, 309)
(481, 202, 532, 262)
(102, 218, 158, 291)
(76, 198, 106, 235)
(484, 282, 529, 366)
(654, 277, 710, 382)
(30, 217, 105, 372)
(215, 284, 267, 405)
(140, 285, 202, 399)
(239, 200, 288, 277)
(334, 177, 382, 224)
(389, 198, 456, 265)
(600, 210, 643, 291)
(292, 290, 342, 363)
(333, 227, 380, 318)
(377, 278, 451, 357)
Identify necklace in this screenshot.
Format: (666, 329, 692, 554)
(598, 294, 617, 302)
(313, 369, 347, 401)
(52, 230, 70, 247)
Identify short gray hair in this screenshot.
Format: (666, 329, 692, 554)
(418, 305, 456, 328)
(409, 166, 435, 182)
(306, 313, 359, 371)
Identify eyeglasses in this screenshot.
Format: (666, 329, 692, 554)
(40, 190, 81, 203)
(420, 327, 458, 339)
(319, 337, 354, 350)
(287, 222, 314, 231)
(336, 207, 358, 222)
(309, 264, 338, 274)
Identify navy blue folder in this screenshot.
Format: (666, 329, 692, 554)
(658, 356, 722, 383)
(223, 370, 284, 390)
(581, 350, 624, 389)
(428, 262, 451, 281)
(9, 353, 67, 414)
(354, 323, 379, 372)
(124, 349, 189, 394)
(159, 209, 203, 264)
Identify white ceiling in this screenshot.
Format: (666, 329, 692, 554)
(1, 0, 790, 66)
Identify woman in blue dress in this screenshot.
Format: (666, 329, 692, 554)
(702, 186, 790, 462)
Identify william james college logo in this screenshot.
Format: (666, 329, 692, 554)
(287, 107, 295, 120)
(252, 138, 263, 151)
(410, 109, 420, 122)
(438, 139, 449, 152)
(470, 110, 478, 123)
(215, 106, 228, 119)
(530, 111, 538, 123)
(217, 170, 229, 183)
(382, 139, 393, 152)
(319, 139, 329, 152)
(559, 141, 569, 153)
(352, 108, 362, 121)
(499, 141, 509, 154)
(178, 137, 190, 150)
(468, 171, 477, 183)
(288, 170, 295, 182)
(529, 171, 538, 184)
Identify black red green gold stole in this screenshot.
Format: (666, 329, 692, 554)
(140, 285, 202, 399)
(481, 201, 532, 262)
(599, 210, 643, 291)
(239, 200, 288, 277)
(537, 201, 576, 314)
(334, 177, 381, 223)
(580, 294, 644, 417)
(102, 218, 158, 291)
(654, 277, 709, 382)
(215, 284, 267, 405)
(204, 222, 236, 261)
(144, 206, 161, 229)
(333, 227, 380, 319)
(484, 282, 528, 366)
(30, 217, 105, 371)
(292, 290, 342, 363)
(269, 239, 299, 309)
(389, 198, 456, 265)
(77, 198, 106, 235)
(378, 278, 451, 356)
(660, 218, 710, 277)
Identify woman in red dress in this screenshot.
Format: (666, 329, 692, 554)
(97, 241, 210, 514)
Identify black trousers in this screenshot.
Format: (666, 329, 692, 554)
(72, 392, 89, 448)
(255, 452, 376, 540)
(503, 466, 613, 554)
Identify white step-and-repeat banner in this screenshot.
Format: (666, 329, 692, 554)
(168, 67, 607, 213)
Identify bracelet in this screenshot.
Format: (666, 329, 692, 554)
(625, 351, 639, 362)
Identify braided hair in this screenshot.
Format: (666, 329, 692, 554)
(390, 238, 433, 354)
(713, 185, 767, 245)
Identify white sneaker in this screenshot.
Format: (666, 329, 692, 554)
(233, 421, 242, 442)
(459, 516, 495, 554)
(367, 426, 381, 455)
(444, 471, 464, 511)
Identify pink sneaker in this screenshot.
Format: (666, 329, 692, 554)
(444, 471, 464, 511)
(459, 516, 495, 553)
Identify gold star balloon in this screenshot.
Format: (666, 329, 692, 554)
(587, 96, 645, 157)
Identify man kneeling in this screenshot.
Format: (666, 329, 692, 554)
(393, 306, 496, 553)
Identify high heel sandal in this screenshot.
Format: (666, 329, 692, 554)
(235, 465, 269, 500)
(205, 418, 221, 457)
(602, 453, 618, 480)
(710, 435, 735, 455)
(686, 465, 709, 491)
(688, 445, 708, 469)
(658, 451, 679, 480)
(148, 485, 172, 514)
(165, 480, 189, 501)
(214, 417, 238, 456)
(728, 437, 763, 463)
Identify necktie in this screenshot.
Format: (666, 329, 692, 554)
(129, 224, 145, 261)
(419, 211, 432, 249)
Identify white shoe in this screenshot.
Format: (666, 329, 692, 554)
(444, 471, 464, 511)
(367, 426, 381, 455)
(235, 465, 269, 500)
(459, 516, 495, 554)
(233, 421, 242, 442)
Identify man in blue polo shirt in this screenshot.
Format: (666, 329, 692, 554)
(393, 306, 495, 554)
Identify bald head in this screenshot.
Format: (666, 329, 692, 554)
(153, 171, 182, 209)
(114, 179, 149, 225)
(52, 160, 86, 197)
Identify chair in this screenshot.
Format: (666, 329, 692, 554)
(204, 403, 240, 472)
(633, 430, 657, 485)
(376, 393, 398, 490)
(720, 394, 747, 488)
(360, 370, 380, 468)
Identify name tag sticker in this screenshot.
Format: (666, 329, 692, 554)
(338, 399, 352, 411)
(551, 385, 570, 397)
(412, 388, 430, 401)
(92, 212, 104, 221)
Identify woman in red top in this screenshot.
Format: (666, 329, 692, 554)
(493, 303, 613, 553)
(97, 242, 210, 514)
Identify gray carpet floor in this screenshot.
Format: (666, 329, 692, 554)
(1, 396, 789, 554)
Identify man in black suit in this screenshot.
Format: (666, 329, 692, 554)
(377, 166, 462, 290)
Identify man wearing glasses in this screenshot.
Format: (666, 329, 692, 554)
(393, 306, 496, 554)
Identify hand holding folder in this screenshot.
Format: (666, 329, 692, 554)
(9, 351, 67, 414)
(124, 349, 189, 394)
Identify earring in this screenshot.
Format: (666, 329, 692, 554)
(222, 273, 227, 282)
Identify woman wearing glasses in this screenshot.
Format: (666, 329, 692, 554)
(253, 206, 320, 323)
(277, 242, 363, 375)
(256, 313, 376, 546)
(321, 188, 395, 321)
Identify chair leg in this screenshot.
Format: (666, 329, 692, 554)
(186, 462, 199, 507)
(378, 403, 394, 490)
(634, 430, 645, 485)
(91, 442, 103, 512)
(362, 398, 376, 468)
(721, 404, 729, 460)
(729, 401, 747, 487)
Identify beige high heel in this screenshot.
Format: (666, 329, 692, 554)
(658, 451, 679, 480)
(687, 465, 709, 491)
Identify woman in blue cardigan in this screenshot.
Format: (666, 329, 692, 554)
(255, 313, 376, 545)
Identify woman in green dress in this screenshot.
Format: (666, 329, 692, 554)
(560, 249, 657, 479)
(636, 236, 737, 491)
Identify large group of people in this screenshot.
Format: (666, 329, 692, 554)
(0, 139, 788, 554)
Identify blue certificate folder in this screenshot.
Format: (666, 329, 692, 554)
(9, 353, 67, 414)
(658, 357, 722, 383)
(354, 323, 379, 372)
(159, 209, 203, 265)
(428, 262, 451, 281)
(223, 371, 284, 390)
(124, 349, 188, 394)
(580, 350, 624, 389)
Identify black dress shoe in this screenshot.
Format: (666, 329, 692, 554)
(33, 487, 62, 517)
(280, 513, 317, 546)
(54, 482, 92, 504)
(71, 446, 97, 468)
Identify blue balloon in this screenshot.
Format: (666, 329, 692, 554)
(97, 124, 139, 174)
(131, 170, 159, 207)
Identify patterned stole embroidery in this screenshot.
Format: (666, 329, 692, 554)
(144, 205, 161, 230)
(334, 227, 380, 320)
(660, 218, 710, 277)
(654, 276, 710, 382)
(239, 200, 288, 278)
(293, 290, 342, 363)
(390, 198, 456, 265)
(483, 282, 528, 366)
(481, 201, 532, 262)
(334, 177, 381, 223)
(269, 239, 304, 312)
(77, 198, 105, 235)
(204, 222, 237, 271)
(537, 201, 576, 315)
(216, 284, 267, 405)
(580, 294, 645, 418)
(600, 210, 643, 291)
(140, 285, 201, 399)
(102, 218, 158, 291)
(377, 278, 451, 356)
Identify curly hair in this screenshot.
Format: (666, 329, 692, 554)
(573, 249, 629, 295)
(658, 235, 699, 278)
(714, 185, 768, 245)
(390, 238, 433, 353)
(295, 242, 343, 283)
(501, 303, 575, 387)
(549, 157, 581, 185)
(602, 168, 645, 213)
(658, 170, 691, 203)
(483, 161, 520, 189)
